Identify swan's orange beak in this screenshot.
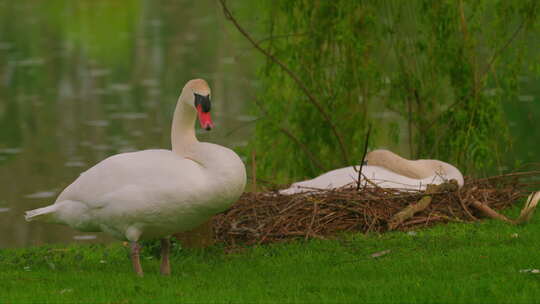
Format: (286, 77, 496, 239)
(197, 104, 214, 131)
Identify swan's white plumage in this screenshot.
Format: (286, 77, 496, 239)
(25, 79, 246, 243)
(279, 149, 463, 195)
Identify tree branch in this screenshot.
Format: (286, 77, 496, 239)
(218, 0, 350, 164)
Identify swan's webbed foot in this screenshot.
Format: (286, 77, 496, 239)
(130, 241, 144, 277)
(160, 238, 171, 276)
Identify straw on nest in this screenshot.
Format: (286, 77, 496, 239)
(214, 172, 540, 247)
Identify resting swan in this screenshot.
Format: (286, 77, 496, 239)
(25, 79, 246, 276)
(279, 149, 463, 195)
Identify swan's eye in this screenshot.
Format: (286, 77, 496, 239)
(194, 93, 211, 113)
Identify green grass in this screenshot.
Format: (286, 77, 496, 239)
(2, 207, 540, 303)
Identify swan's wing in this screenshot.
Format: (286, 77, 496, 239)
(55, 150, 204, 209)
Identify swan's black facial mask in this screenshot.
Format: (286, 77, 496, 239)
(194, 93, 214, 130)
(194, 93, 211, 113)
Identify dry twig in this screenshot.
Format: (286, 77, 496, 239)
(356, 124, 372, 191)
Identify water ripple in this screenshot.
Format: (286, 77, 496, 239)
(73, 235, 97, 240)
(24, 191, 57, 199)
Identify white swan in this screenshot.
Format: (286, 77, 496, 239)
(25, 79, 246, 276)
(279, 149, 463, 195)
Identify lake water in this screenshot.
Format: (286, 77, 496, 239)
(0, 0, 258, 248)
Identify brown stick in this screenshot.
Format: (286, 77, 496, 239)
(356, 124, 371, 191)
(469, 200, 513, 224)
(458, 194, 478, 221)
(130, 241, 143, 277)
(306, 202, 319, 240)
(388, 182, 458, 230)
(160, 238, 171, 276)
(218, 0, 350, 164)
(251, 149, 257, 192)
(469, 191, 540, 225)
(388, 194, 433, 230)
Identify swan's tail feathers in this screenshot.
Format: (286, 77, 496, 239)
(25, 205, 57, 222)
(518, 191, 540, 224)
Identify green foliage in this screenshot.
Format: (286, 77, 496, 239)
(248, 0, 540, 182)
(2, 210, 540, 303)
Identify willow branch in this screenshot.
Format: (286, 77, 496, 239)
(254, 95, 327, 172)
(426, 12, 530, 131)
(278, 127, 327, 172)
(255, 33, 308, 45)
(479, 17, 528, 87)
(218, 0, 350, 164)
(475, 170, 540, 182)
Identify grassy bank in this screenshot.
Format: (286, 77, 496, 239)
(2, 207, 540, 303)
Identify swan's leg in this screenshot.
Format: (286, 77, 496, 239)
(160, 238, 171, 276)
(130, 241, 144, 277)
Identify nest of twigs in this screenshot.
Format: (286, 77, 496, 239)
(214, 172, 540, 247)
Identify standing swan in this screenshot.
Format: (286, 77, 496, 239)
(279, 149, 463, 195)
(25, 79, 247, 276)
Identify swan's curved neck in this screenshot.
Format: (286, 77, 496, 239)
(382, 158, 431, 179)
(371, 152, 432, 179)
(171, 89, 198, 156)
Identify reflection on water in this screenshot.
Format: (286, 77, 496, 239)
(72, 235, 97, 241)
(24, 191, 58, 199)
(0, 0, 258, 248)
